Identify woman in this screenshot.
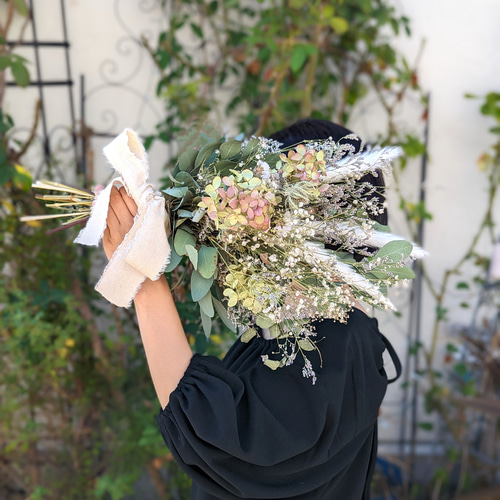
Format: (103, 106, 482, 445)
(103, 119, 401, 499)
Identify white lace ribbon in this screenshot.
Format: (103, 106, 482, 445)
(74, 129, 171, 307)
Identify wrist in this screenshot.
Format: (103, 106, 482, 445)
(134, 275, 169, 304)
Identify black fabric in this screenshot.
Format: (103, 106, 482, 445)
(157, 309, 397, 499)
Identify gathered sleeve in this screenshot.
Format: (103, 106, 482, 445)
(157, 312, 388, 499)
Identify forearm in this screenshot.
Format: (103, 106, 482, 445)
(134, 275, 193, 409)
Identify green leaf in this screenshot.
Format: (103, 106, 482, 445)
(212, 297, 236, 332)
(436, 305, 448, 321)
(200, 307, 212, 338)
(0, 164, 13, 185)
(12, 0, 28, 17)
(12, 164, 32, 192)
(255, 315, 275, 328)
(240, 327, 257, 343)
(219, 140, 242, 160)
(177, 147, 199, 172)
(165, 242, 182, 272)
(409, 341, 422, 355)
(190, 23, 203, 39)
(10, 61, 30, 87)
(384, 264, 416, 280)
(185, 244, 198, 269)
(372, 222, 391, 233)
(366, 270, 390, 281)
(195, 142, 221, 169)
(454, 362, 468, 378)
(198, 292, 214, 318)
(290, 45, 308, 74)
(240, 138, 260, 159)
(456, 281, 470, 290)
(330, 17, 349, 35)
(214, 160, 238, 175)
(198, 246, 218, 279)
(190, 270, 213, 302)
(418, 422, 434, 432)
(174, 228, 196, 256)
(0, 56, 11, 71)
(175, 171, 197, 187)
(163, 186, 188, 198)
(373, 240, 413, 263)
(298, 338, 315, 351)
(263, 358, 280, 370)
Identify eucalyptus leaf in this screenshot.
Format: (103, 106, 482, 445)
(164, 243, 182, 273)
(163, 186, 188, 198)
(334, 251, 357, 264)
(372, 222, 391, 233)
(265, 152, 281, 169)
(366, 270, 390, 281)
(178, 147, 199, 172)
(373, 240, 413, 263)
(240, 138, 260, 159)
(212, 297, 237, 332)
(200, 307, 212, 339)
(198, 292, 215, 318)
(385, 264, 416, 280)
(240, 327, 257, 343)
(219, 140, 242, 160)
(198, 246, 218, 279)
(195, 142, 221, 169)
(185, 244, 198, 269)
(174, 229, 196, 255)
(214, 160, 238, 176)
(175, 171, 197, 187)
(191, 271, 214, 302)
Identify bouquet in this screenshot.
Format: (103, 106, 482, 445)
(23, 130, 423, 382)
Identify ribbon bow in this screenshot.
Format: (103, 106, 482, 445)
(75, 129, 171, 307)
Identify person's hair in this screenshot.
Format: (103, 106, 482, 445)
(268, 118, 388, 226)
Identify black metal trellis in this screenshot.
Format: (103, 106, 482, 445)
(6, 0, 77, 180)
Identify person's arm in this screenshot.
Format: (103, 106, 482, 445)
(103, 186, 193, 408)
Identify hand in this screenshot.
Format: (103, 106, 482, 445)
(103, 186, 138, 260)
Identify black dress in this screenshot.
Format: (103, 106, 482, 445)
(157, 308, 400, 500)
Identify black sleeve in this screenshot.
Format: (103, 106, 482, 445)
(156, 312, 388, 499)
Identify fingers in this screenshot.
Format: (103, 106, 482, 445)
(103, 187, 138, 260)
(108, 187, 137, 230)
(119, 187, 138, 216)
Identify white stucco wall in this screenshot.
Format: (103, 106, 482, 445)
(3, 0, 499, 453)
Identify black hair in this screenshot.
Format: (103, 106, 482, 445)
(268, 118, 388, 226)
